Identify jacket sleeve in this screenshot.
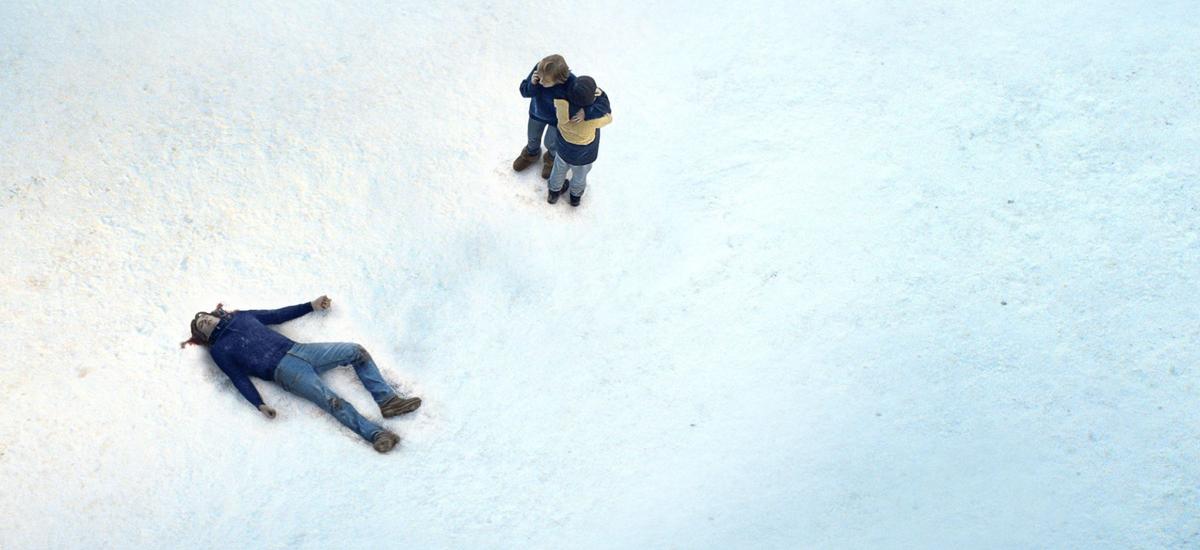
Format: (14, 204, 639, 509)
(556, 99, 612, 130)
(519, 65, 537, 98)
(555, 99, 571, 126)
(593, 111, 613, 129)
(583, 91, 611, 119)
(212, 349, 264, 408)
(242, 302, 314, 325)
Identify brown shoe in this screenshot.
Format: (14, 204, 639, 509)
(512, 149, 539, 171)
(380, 396, 422, 418)
(373, 430, 400, 453)
(541, 151, 555, 179)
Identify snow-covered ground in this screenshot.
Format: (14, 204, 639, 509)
(1, 1, 1198, 547)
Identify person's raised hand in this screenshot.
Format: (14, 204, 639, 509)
(311, 295, 332, 311)
(531, 71, 541, 85)
(258, 404, 277, 419)
(571, 109, 585, 123)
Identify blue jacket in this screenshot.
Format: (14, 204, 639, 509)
(519, 65, 610, 124)
(207, 302, 313, 407)
(554, 91, 612, 166)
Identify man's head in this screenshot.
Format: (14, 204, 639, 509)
(180, 304, 227, 348)
(193, 312, 220, 339)
(568, 76, 598, 107)
(538, 54, 569, 87)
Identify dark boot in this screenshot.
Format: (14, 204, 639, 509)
(541, 151, 555, 179)
(548, 180, 570, 204)
(373, 430, 400, 453)
(569, 193, 582, 207)
(512, 148, 539, 171)
(380, 396, 422, 418)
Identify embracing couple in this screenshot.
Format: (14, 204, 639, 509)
(512, 54, 613, 207)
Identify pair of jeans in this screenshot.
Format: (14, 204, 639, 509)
(547, 153, 593, 197)
(525, 118, 558, 156)
(273, 342, 398, 442)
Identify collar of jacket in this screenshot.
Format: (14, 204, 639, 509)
(209, 316, 233, 344)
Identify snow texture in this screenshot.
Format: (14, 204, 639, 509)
(1, 0, 1198, 548)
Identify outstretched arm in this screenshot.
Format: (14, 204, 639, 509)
(212, 350, 265, 409)
(243, 300, 317, 325)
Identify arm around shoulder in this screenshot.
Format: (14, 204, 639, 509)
(583, 91, 611, 119)
(554, 98, 571, 126)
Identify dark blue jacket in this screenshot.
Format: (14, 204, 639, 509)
(207, 302, 313, 407)
(555, 91, 612, 166)
(519, 65, 609, 124)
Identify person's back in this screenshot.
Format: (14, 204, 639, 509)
(547, 76, 613, 206)
(554, 87, 612, 160)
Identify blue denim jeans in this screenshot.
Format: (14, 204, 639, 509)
(525, 118, 558, 156)
(273, 342, 398, 442)
(548, 153, 593, 196)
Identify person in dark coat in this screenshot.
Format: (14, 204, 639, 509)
(513, 54, 610, 179)
(182, 296, 421, 453)
(547, 76, 612, 207)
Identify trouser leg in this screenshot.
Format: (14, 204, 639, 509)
(548, 154, 570, 193)
(275, 354, 384, 442)
(543, 125, 558, 156)
(568, 162, 592, 197)
(526, 118, 548, 156)
(287, 342, 397, 404)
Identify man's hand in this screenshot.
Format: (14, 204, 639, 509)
(531, 71, 540, 85)
(570, 109, 585, 123)
(311, 295, 332, 311)
(258, 404, 277, 419)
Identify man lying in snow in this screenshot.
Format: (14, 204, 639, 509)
(181, 296, 421, 453)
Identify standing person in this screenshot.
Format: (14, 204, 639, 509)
(548, 76, 612, 207)
(181, 297, 422, 453)
(513, 54, 610, 179)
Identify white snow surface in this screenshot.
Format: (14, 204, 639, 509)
(2, 1, 1198, 548)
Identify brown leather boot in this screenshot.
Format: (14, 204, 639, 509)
(541, 151, 555, 179)
(380, 396, 422, 418)
(373, 430, 400, 453)
(513, 149, 539, 171)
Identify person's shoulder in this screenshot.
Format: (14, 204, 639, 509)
(209, 338, 229, 354)
(222, 311, 253, 328)
(550, 74, 575, 91)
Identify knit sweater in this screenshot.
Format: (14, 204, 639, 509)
(207, 302, 313, 407)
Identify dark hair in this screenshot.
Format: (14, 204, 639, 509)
(568, 76, 597, 107)
(180, 303, 227, 349)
